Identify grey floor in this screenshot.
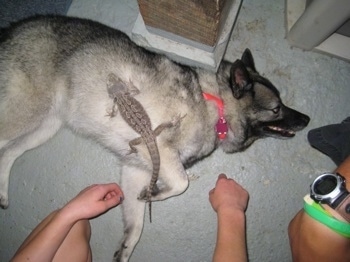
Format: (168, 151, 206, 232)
(1, 0, 350, 261)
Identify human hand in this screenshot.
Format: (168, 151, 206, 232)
(209, 174, 249, 214)
(59, 183, 124, 222)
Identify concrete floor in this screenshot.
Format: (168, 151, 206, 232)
(1, 0, 350, 261)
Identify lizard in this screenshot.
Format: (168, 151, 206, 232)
(106, 73, 179, 222)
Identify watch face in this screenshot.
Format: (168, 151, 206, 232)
(314, 175, 338, 195)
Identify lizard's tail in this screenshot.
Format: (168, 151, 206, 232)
(147, 170, 158, 223)
(146, 141, 160, 223)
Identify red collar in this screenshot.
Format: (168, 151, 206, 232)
(202, 92, 228, 140)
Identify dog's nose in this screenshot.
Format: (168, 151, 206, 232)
(302, 114, 311, 127)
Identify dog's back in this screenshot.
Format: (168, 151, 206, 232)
(0, 17, 95, 137)
(0, 16, 157, 140)
(0, 16, 204, 180)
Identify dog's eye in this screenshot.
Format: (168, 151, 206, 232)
(272, 106, 280, 114)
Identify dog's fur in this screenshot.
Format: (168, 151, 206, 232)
(0, 16, 310, 261)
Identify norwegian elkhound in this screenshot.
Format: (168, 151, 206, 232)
(0, 16, 310, 261)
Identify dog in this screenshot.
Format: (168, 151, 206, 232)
(0, 15, 310, 261)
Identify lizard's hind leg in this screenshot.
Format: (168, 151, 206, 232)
(126, 137, 142, 155)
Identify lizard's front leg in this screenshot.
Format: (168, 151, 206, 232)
(153, 114, 185, 136)
(106, 103, 118, 117)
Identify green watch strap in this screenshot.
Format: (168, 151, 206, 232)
(303, 195, 350, 238)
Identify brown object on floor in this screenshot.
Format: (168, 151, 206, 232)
(137, 0, 234, 46)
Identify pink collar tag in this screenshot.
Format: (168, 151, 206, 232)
(202, 92, 228, 140)
(215, 117, 228, 140)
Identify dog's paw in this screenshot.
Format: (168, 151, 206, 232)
(137, 185, 159, 201)
(0, 193, 9, 209)
(113, 242, 128, 262)
(113, 249, 121, 262)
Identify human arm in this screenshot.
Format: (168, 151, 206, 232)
(11, 183, 124, 262)
(288, 155, 350, 262)
(209, 174, 249, 262)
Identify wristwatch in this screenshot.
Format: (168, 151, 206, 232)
(310, 172, 350, 222)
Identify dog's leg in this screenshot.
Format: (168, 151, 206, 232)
(138, 147, 189, 202)
(114, 150, 188, 262)
(0, 117, 62, 208)
(114, 165, 149, 262)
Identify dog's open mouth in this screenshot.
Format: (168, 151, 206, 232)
(264, 126, 296, 138)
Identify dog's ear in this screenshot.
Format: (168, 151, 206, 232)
(241, 48, 257, 73)
(230, 59, 253, 99)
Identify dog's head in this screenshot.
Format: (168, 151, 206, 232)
(217, 49, 310, 152)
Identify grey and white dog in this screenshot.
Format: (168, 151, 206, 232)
(0, 16, 310, 261)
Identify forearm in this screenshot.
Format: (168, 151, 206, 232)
(289, 209, 350, 262)
(213, 210, 247, 262)
(12, 183, 123, 262)
(289, 155, 350, 262)
(11, 209, 78, 262)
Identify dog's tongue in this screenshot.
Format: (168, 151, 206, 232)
(267, 126, 295, 137)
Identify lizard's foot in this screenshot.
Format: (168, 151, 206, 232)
(137, 185, 159, 201)
(105, 107, 117, 118)
(172, 114, 186, 126)
(126, 148, 138, 155)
